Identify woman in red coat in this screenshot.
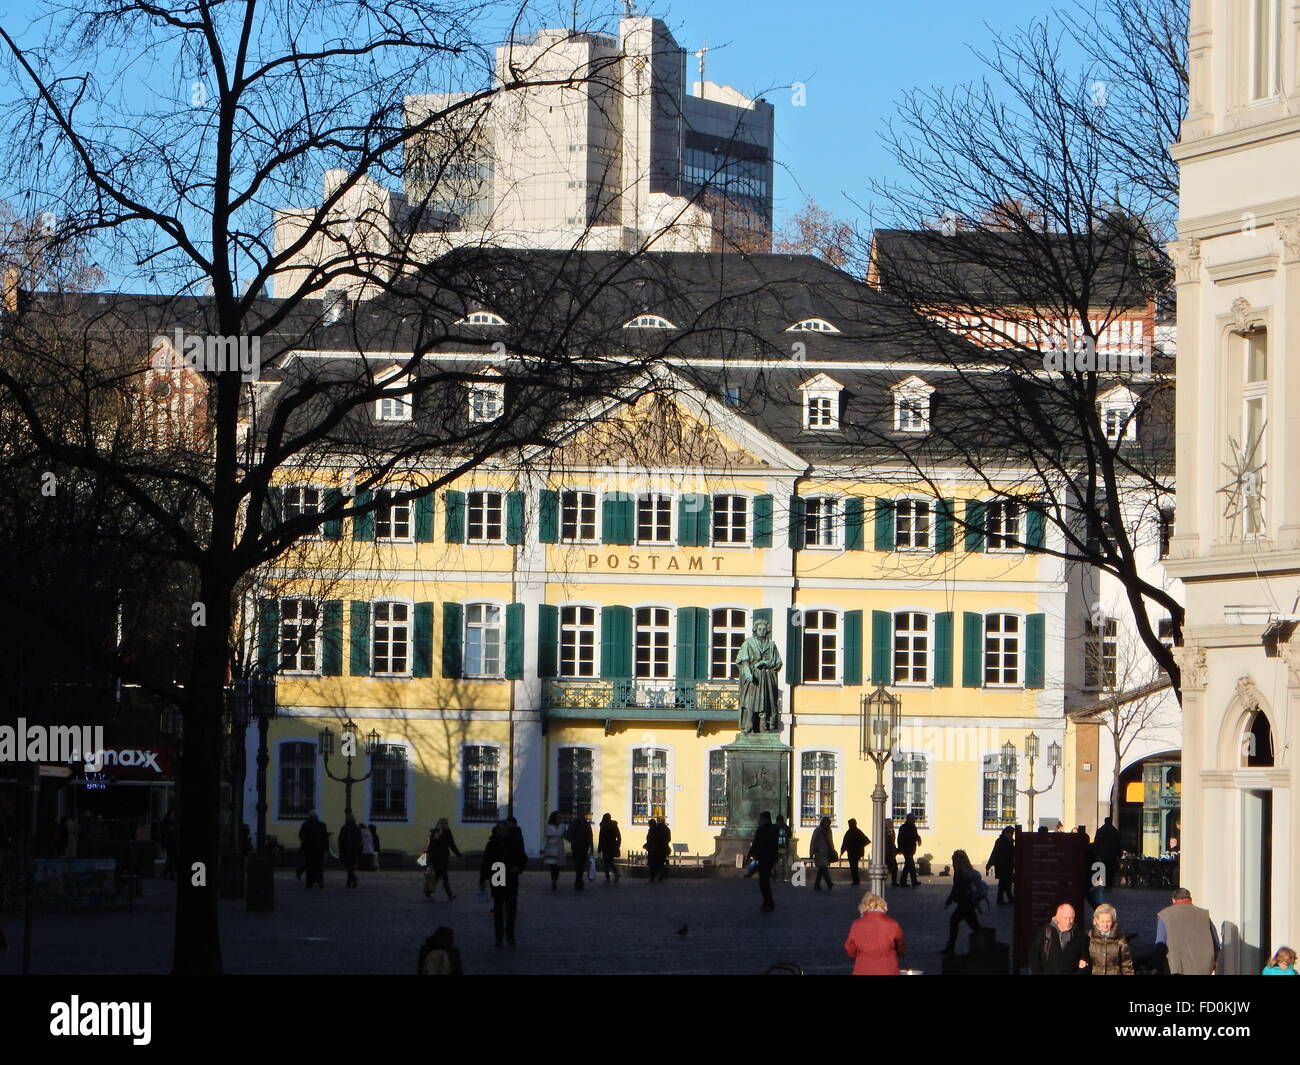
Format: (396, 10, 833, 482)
(844, 893, 906, 975)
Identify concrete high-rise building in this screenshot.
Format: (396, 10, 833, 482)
(274, 15, 774, 298)
(1169, 0, 1299, 974)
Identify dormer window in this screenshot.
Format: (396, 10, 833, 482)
(467, 366, 504, 423)
(892, 375, 934, 433)
(376, 368, 412, 422)
(456, 310, 507, 326)
(787, 318, 840, 333)
(799, 373, 844, 431)
(623, 314, 676, 329)
(1098, 385, 1139, 443)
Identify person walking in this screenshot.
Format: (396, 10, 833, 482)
(839, 818, 869, 886)
(423, 818, 460, 900)
(597, 813, 622, 882)
(298, 810, 328, 889)
(746, 811, 779, 912)
(1087, 903, 1134, 975)
(1263, 947, 1297, 975)
(774, 814, 793, 883)
(1155, 888, 1219, 975)
(985, 826, 1015, 905)
(645, 818, 670, 882)
(1093, 816, 1120, 898)
(941, 850, 983, 955)
(542, 811, 565, 891)
(1028, 902, 1090, 974)
(479, 820, 527, 948)
(417, 926, 463, 975)
(844, 893, 906, 975)
(565, 813, 594, 891)
(884, 819, 898, 886)
(810, 816, 837, 891)
(896, 814, 921, 887)
(338, 813, 363, 889)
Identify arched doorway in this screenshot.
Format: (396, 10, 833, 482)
(1116, 751, 1181, 857)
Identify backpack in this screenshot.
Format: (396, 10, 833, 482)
(969, 871, 990, 909)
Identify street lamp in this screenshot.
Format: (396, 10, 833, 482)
(1006, 731, 1061, 829)
(236, 671, 277, 912)
(860, 682, 902, 898)
(320, 719, 380, 817)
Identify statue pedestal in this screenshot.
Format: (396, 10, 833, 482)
(712, 732, 791, 874)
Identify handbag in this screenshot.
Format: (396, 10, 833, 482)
(586, 855, 597, 881)
(743, 858, 760, 876)
(416, 852, 428, 868)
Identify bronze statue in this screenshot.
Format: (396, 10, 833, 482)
(735, 618, 782, 733)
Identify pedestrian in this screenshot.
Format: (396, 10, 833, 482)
(366, 823, 381, 870)
(985, 826, 1015, 905)
(542, 811, 565, 891)
(1092, 815, 1120, 898)
(896, 814, 921, 887)
(338, 813, 363, 889)
(941, 849, 983, 956)
(774, 814, 792, 882)
(645, 818, 670, 882)
(810, 816, 837, 890)
(1263, 946, 1297, 975)
(839, 818, 869, 886)
(658, 818, 672, 880)
(479, 820, 527, 948)
(746, 811, 779, 912)
(565, 812, 594, 891)
(1155, 888, 1219, 975)
(1028, 902, 1090, 974)
(884, 818, 898, 886)
(417, 926, 463, 975)
(422, 817, 460, 900)
(1087, 903, 1134, 975)
(297, 810, 328, 889)
(844, 892, 906, 975)
(506, 816, 525, 854)
(597, 813, 621, 882)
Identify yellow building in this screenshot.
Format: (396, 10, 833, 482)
(248, 252, 1071, 870)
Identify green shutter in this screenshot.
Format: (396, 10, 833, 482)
(788, 496, 806, 550)
(753, 495, 773, 547)
(321, 600, 343, 676)
(678, 495, 708, 546)
(694, 607, 711, 680)
(256, 598, 280, 673)
(962, 612, 983, 688)
(1025, 502, 1046, 551)
(600, 605, 632, 678)
(843, 609, 863, 685)
(505, 603, 524, 679)
(874, 498, 894, 551)
(506, 491, 525, 545)
(934, 611, 953, 687)
(870, 610, 891, 685)
(264, 486, 284, 530)
(935, 498, 954, 553)
(441, 602, 463, 679)
(352, 489, 374, 541)
(537, 604, 559, 679)
(444, 490, 465, 544)
(785, 607, 803, 684)
(413, 602, 434, 678)
(322, 488, 343, 540)
(844, 497, 865, 551)
(350, 601, 371, 676)
(414, 491, 434, 542)
(603, 495, 633, 546)
(696, 495, 712, 546)
(676, 607, 701, 680)
(538, 490, 559, 543)
(964, 500, 986, 553)
(1026, 613, 1046, 689)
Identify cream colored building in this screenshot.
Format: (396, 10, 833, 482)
(1168, 0, 1299, 974)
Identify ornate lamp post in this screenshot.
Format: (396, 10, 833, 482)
(239, 671, 277, 911)
(1003, 732, 1062, 829)
(320, 720, 380, 817)
(860, 682, 902, 898)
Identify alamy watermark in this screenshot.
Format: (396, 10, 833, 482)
(153, 327, 260, 381)
(1042, 334, 1150, 376)
(0, 719, 106, 771)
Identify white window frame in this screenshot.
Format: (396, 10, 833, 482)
(787, 318, 840, 333)
(1083, 615, 1119, 692)
(559, 604, 598, 679)
(466, 489, 505, 544)
(553, 744, 598, 820)
(275, 737, 321, 822)
(459, 741, 504, 825)
(893, 497, 933, 551)
(375, 371, 413, 422)
(623, 314, 676, 329)
(630, 746, 673, 826)
(368, 739, 412, 823)
(803, 495, 841, 549)
(463, 601, 505, 678)
(1241, 331, 1268, 538)
(711, 494, 750, 546)
(1249, 0, 1283, 102)
(891, 375, 934, 433)
(805, 394, 837, 430)
(709, 607, 750, 681)
(375, 487, 414, 542)
(798, 749, 840, 827)
(706, 747, 729, 829)
(284, 485, 324, 539)
(635, 492, 674, 545)
(983, 612, 1023, 688)
(1102, 404, 1136, 443)
(981, 752, 1018, 831)
(891, 750, 930, 828)
(371, 599, 413, 677)
(455, 310, 507, 326)
(279, 597, 321, 675)
(559, 489, 599, 544)
(801, 608, 840, 684)
(468, 382, 504, 423)
(633, 605, 673, 681)
(892, 610, 932, 686)
(985, 500, 1023, 552)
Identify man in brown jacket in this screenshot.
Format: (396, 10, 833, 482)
(1155, 888, 1219, 974)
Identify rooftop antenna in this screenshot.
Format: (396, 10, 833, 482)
(695, 45, 708, 84)
(623, 1, 636, 16)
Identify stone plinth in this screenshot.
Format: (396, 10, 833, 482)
(712, 731, 791, 874)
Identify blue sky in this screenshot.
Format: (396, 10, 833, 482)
(648, 0, 1066, 233)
